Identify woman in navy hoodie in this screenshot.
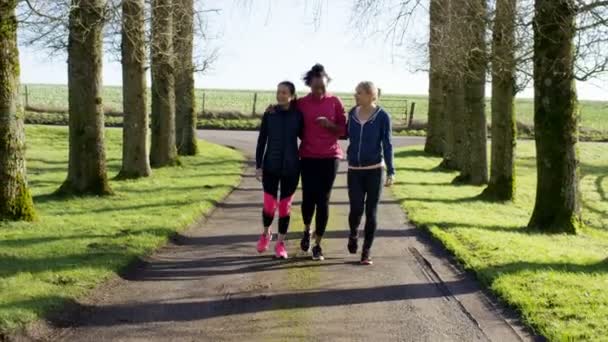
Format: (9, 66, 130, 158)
(346, 81, 395, 265)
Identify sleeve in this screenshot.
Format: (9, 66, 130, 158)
(382, 112, 395, 176)
(333, 98, 347, 138)
(256, 113, 269, 169)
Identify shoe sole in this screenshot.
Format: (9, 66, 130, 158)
(312, 255, 325, 261)
(360, 260, 373, 265)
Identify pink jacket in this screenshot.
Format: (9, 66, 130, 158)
(297, 93, 347, 159)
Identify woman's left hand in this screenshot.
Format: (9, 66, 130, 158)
(385, 175, 395, 187)
(316, 116, 333, 129)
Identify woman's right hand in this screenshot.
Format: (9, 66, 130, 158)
(255, 168, 263, 182)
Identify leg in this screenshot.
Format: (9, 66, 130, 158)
(362, 169, 384, 251)
(262, 172, 279, 233)
(258, 171, 279, 253)
(300, 159, 315, 231)
(348, 169, 366, 237)
(313, 159, 339, 241)
(278, 171, 300, 239)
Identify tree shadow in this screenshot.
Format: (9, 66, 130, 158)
(479, 259, 608, 278)
(66, 280, 475, 327)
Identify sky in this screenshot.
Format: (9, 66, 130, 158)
(18, 0, 608, 100)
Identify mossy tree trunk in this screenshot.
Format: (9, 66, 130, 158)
(173, 0, 198, 156)
(118, 0, 151, 179)
(481, 0, 517, 200)
(528, 0, 581, 234)
(58, 0, 112, 196)
(0, 0, 36, 221)
(438, 0, 465, 171)
(455, 0, 488, 185)
(150, 0, 178, 167)
(424, 0, 447, 156)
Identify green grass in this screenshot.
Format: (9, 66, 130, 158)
(0, 125, 244, 336)
(23, 84, 606, 131)
(391, 142, 608, 341)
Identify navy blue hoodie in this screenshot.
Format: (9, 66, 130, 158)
(346, 106, 395, 176)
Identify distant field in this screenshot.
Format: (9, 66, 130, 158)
(21, 84, 607, 131)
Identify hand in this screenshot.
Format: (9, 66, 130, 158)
(316, 116, 332, 128)
(255, 168, 263, 182)
(385, 175, 395, 187)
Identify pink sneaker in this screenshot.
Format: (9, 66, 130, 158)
(275, 241, 288, 259)
(257, 230, 272, 253)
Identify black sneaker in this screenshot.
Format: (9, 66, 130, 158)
(300, 230, 311, 252)
(347, 235, 358, 254)
(360, 248, 373, 265)
(312, 245, 324, 261)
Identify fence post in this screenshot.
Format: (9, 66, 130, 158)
(408, 102, 416, 128)
(403, 100, 408, 124)
(24, 85, 29, 108)
(252, 92, 258, 116)
(377, 88, 382, 98)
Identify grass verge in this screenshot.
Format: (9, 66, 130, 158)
(394, 141, 608, 341)
(0, 125, 244, 336)
(391, 141, 608, 341)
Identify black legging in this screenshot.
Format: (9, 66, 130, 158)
(348, 168, 384, 250)
(301, 158, 339, 237)
(262, 171, 300, 234)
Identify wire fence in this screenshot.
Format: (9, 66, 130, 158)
(21, 84, 423, 127)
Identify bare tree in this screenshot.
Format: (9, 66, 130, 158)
(454, 0, 489, 185)
(117, 0, 151, 179)
(174, 0, 198, 156)
(481, 0, 518, 201)
(57, 0, 113, 195)
(528, 0, 581, 234)
(149, 0, 178, 167)
(424, 0, 447, 156)
(0, 0, 36, 221)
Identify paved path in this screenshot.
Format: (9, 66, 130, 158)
(56, 130, 531, 341)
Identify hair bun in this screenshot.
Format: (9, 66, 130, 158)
(311, 64, 325, 73)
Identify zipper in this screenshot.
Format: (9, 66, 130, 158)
(357, 119, 365, 166)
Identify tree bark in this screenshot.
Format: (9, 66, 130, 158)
(528, 0, 581, 234)
(455, 0, 488, 185)
(58, 0, 112, 195)
(150, 0, 178, 167)
(438, 0, 465, 171)
(481, 0, 517, 200)
(173, 0, 198, 156)
(424, 0, 446, 156)
(0, 0, 36, 221)
(118, 0, 151, 179)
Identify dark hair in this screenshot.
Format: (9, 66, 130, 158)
(303, 63, 331, 86)
(278, 80, 298, 110)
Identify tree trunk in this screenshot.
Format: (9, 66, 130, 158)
(0, 0, 36, 221)
(481, 0, 517, 200)
(118, 0, 151, 179)
(439, 78, 463, 170)
(424, 0, 446, 156)
(58, 0, 112, 195)
(173, 0, 198, 156)
(455, 0, 488, 185)
(528, 0, 581, 234)
(150, 0, 178, 167)
(438, 0, 464, 171)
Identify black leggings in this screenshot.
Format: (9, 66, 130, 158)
(301, 158, 339, 238)
(348, 168, 384, 250)
(262, 171, 299, 234)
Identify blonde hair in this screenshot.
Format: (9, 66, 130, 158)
(357, 81, 379, 102)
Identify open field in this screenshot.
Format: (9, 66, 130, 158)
(21, 84, 608, 132)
